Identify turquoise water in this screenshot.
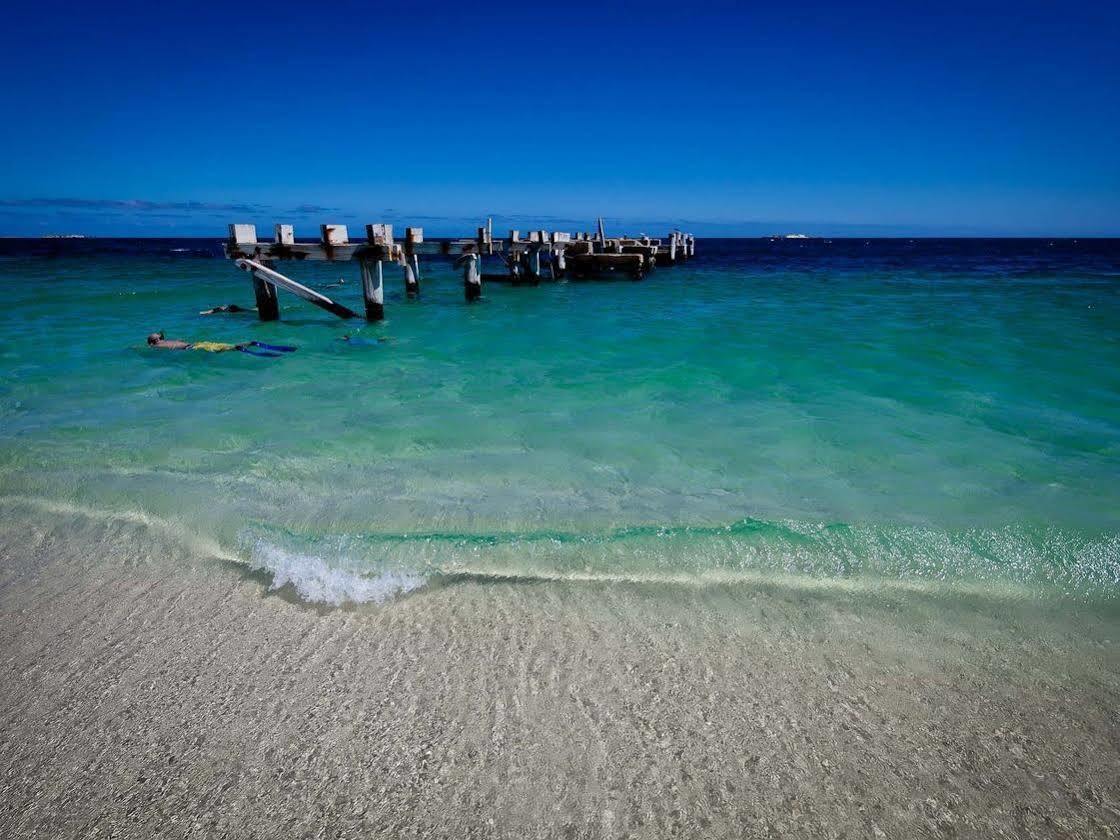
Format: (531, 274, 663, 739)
(1, 239, 1118, 602)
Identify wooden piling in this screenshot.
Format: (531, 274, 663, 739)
(320, 224, 349, 262)
(227, 225, 280, 321)
(551, 232, 569, 279)
(456, 247, 482, 302)
(274, 224, 295, 245)
(404, 227, 422, 297)
(254, 261, 282, 321)
(359, 258, 385, 321)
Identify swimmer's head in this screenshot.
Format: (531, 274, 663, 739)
(146, 331, 163, 345)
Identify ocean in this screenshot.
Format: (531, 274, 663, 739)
(1, 237, 1118, 604)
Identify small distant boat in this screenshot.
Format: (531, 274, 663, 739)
(41, 234, 87, 239)
(766, 233, 814, 242)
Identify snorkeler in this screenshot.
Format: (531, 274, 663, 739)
(338, 334, 389, 347)
(199, 304, 254, 315)
(146, 332, 296, 357)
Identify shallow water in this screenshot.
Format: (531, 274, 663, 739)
(1, 238, 1117, 602)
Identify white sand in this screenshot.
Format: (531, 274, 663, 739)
(1, 510, 1119, 838)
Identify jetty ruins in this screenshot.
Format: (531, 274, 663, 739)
(223, 218, 696, 321)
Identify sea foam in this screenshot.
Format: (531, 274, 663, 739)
(246, 538, 428, 605)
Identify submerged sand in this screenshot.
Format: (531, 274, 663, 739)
(1, 512, 1119, 839)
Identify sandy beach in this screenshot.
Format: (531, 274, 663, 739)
(4, 0, 1120, 835)
(2, 510, 1118, 839)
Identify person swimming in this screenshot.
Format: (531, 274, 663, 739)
(338, 334, 389, 347)
(146, 332, 296, 357)
(199, 304, 254, 315)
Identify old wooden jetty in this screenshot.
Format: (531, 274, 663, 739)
(223, 218, 695, 322)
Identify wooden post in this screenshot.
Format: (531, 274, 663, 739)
(477, 225, 494, 255)
(320, 224, 349, 262)
(366, 223, 393, 257)
(229, 224, 280, 321)
(529, 243, 542, 278)
(456, 247, 482, 302)
(360, 258, 384, 321)
(669, 232, 678, 262)
(404, 227, 422, 298)
(274, 224, 295, 245)
(255, 260, 281, 321)
(551, 231, 568, 279)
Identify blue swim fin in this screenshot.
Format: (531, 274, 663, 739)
(238, 347, 282, 358)
(249, 341, 297, 353)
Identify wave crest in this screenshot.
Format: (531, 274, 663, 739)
(246, 538, 427, 605)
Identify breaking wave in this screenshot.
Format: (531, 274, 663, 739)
(237, 518, 1120, 606)
(3, 496, 1117, 607)
(245, 537, 427, 605)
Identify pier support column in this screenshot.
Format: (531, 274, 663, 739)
(456, 249, 482, 302)
(253, 260, 281, 321)
(404, 227, 422, 298)
(228, 224, 280, 321)
(360, 258, 385, 321)
(400, 258, 419, 298)
(529, 244, 542, 279)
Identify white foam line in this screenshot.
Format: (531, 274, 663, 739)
(0, 494, 242, 564)
(442, 565, 1039, 601)
(0, 495, 1078, 606)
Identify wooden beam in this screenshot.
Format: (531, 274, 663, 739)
(236, 258, 359, 319)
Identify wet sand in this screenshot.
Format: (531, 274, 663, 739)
(1, 515, 1119, 839)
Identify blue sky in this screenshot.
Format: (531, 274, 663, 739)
(1, 0, 1117, 236)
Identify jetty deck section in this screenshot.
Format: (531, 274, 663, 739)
(222, 219, 695, 321)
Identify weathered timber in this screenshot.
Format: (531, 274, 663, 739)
(404, 228, 422, 297)
(359, 258, 385, 321)
(455, 249, 482, 302)
(621, 244, 658, 271)
(253, 259, 282, 321)
(223, 220, 695, 292)
(236, 259, 359, 320)
(566, 252, 645, 281)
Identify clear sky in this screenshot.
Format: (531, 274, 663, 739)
(1, 0, 1117, 237)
